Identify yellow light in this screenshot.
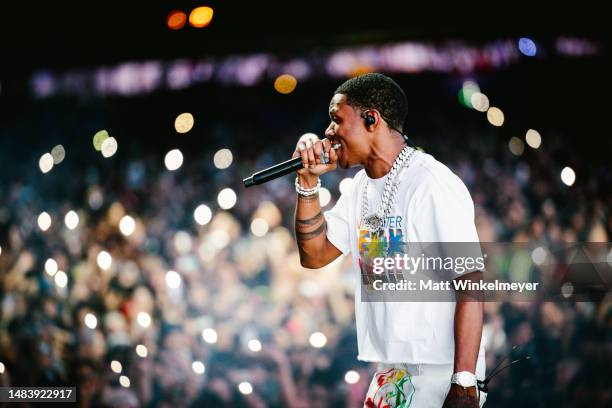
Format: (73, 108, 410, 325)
(39, 153, 54, 173)
(174, 113, 194, 133)
(525, 129, 542, 149)
(508, 137, 525, 156)
(135, 344, 148, 358)
(119, 375, 130, 388)
(189, 6, 214, 28)
(274, 74, 297, 94)
(93, 130, 109, 151)
(110, 360, 122, 373)
(213, 148, 233, 169)
(167, 10, 187, 30)
(250, 218, 269, 237)
(487, 107, 505, 127)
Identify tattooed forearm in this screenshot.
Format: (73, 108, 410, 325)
(296, 222, 327, 241)
(297, 193, 319, 203)
(296, 212, 323, 226)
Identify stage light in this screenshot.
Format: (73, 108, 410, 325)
(174, 113, 194, 133)
(64, 210, 79, 230)
(561, 167, 575, 186)
(97, 251, 112, 270)
(213, 148, 233, 169)
(119, 215, 136, 236)
(248, 339, 262, 352)
(84, 313, 97, 329)
(192, 361, 205, 374)
(119, 375, 130, 388)
(136, 344, 148, 358)
(508, 137, 524, 156)
(54, 270, 68, 288)
(531, 247, 547, 266)
(51, 145, 66, 164)
(110, 360, 122, 373)
(93, 130, 109, 151)
(164, 149, 184, 171)
(319, 187, 331, 207)
(194, 204, 212, 225)
(470, 92, 490, 112)
(38, 212, 52, 231)
(274, 74, 297, 94)
(459, 80, 480, 108)
(202, 328, 218, 344)
(39, 153, 54, 173)
(217, 188, 237, 210)
(250, 218, 269, 237)
(487, 107, 505, 127)
(101, 137, 118, 158)
(165, 270, 182, 289)
(518, 37, 537, 56)
(345, 370, 360, 384)
(309, 332, 327, 348)
(167, 10, 187, 30)
(45, 258, 58, 276)
(238, 382, 253, 395)
(137, 312, 151, 328)
(174, 231, 192, 254)
(339, 178, 353, 195)
(189, 6, 214, 28)
(525, 129, 542, 149)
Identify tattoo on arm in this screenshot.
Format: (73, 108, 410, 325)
(296, 222, 327, 241)
(297, 212, 323, 226)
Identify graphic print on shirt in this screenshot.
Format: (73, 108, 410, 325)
(358, 215, 404, 286)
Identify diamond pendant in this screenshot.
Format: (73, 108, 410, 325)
(363, 213, 384, 234)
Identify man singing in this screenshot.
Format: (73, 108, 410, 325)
(292, 73, 486, 407)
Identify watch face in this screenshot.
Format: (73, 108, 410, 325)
(458, 372, 476, 387)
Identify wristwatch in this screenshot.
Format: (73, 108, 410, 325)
(451, 371, 477, 388)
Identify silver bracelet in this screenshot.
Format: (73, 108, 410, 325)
(295, 177, 321, 196)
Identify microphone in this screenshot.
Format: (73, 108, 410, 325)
(243, 141, 340, 188)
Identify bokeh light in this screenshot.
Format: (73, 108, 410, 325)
(192, 361, 205, 374)
(518, 37, 537, 57)
(165, 270, 182, 289)
(458, 80, 480, 108)
(119, 215, 136, 236)
(470, 92, 490, 112)
(164, 149, 184, 171)
(137, 312, 152, 328)
(248, 339, 262, 352)
(189, 6, 214, 28)
(51, 145, 66, 164)
(39, 153, 54, 173)
(101, 137, 118, 158)
(194, 204, 212, 225)
(238, 382, 253, 395)
(84, 313, 97, 329)
(119, 375, 130, 388)
(202, 328, 218, 344)
(508, 137, 525, 156)
(213, 148, 233, 169)
(93, 130, 109, 151)
(110, 360, 122, 373)
(525, 129, 542, 148)
(274, 74, 297, 94)
(0, 362, 4, 374)
(561, 167, 576, 186)
(38, 211, 52, 231)
(531, 246, 547, 265)
(217, 188, 237, 210)
(167, 10, 187, 30)
(174, 113, 194, 133)
(487, 107, 505, 127)
(97, 251, 112, 270)
(345, 370, 360, 384)
(45, 258, 58, 276)
(250, 218, 269, 237)
(309, 332, 327, 348)
(64, 210, 79, 230)
(136, 344, 148, 358)
(319, 187, 331, 207)
(339, 178, 353, 195)
(54, 270, 68, 288)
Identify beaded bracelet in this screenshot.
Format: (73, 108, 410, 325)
(295, 177, 321, 196)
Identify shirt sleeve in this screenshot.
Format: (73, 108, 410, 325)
(323, 185, 352, 256)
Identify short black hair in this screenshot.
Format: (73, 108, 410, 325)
(335, 73, 408, 132)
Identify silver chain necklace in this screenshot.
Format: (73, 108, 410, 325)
(361, 146, 416, 235)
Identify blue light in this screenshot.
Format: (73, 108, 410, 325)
(518, 38, 537, 57)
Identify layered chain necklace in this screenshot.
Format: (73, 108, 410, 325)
(361, 146, 417, 235)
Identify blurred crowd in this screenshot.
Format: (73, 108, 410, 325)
(0, 83, 611, 408)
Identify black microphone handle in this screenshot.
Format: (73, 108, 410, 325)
(243, 156, 303, 187)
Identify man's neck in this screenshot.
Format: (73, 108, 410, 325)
(363, 134, 406, 179)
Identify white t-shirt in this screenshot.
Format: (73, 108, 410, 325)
(325, 150, 486, 364)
